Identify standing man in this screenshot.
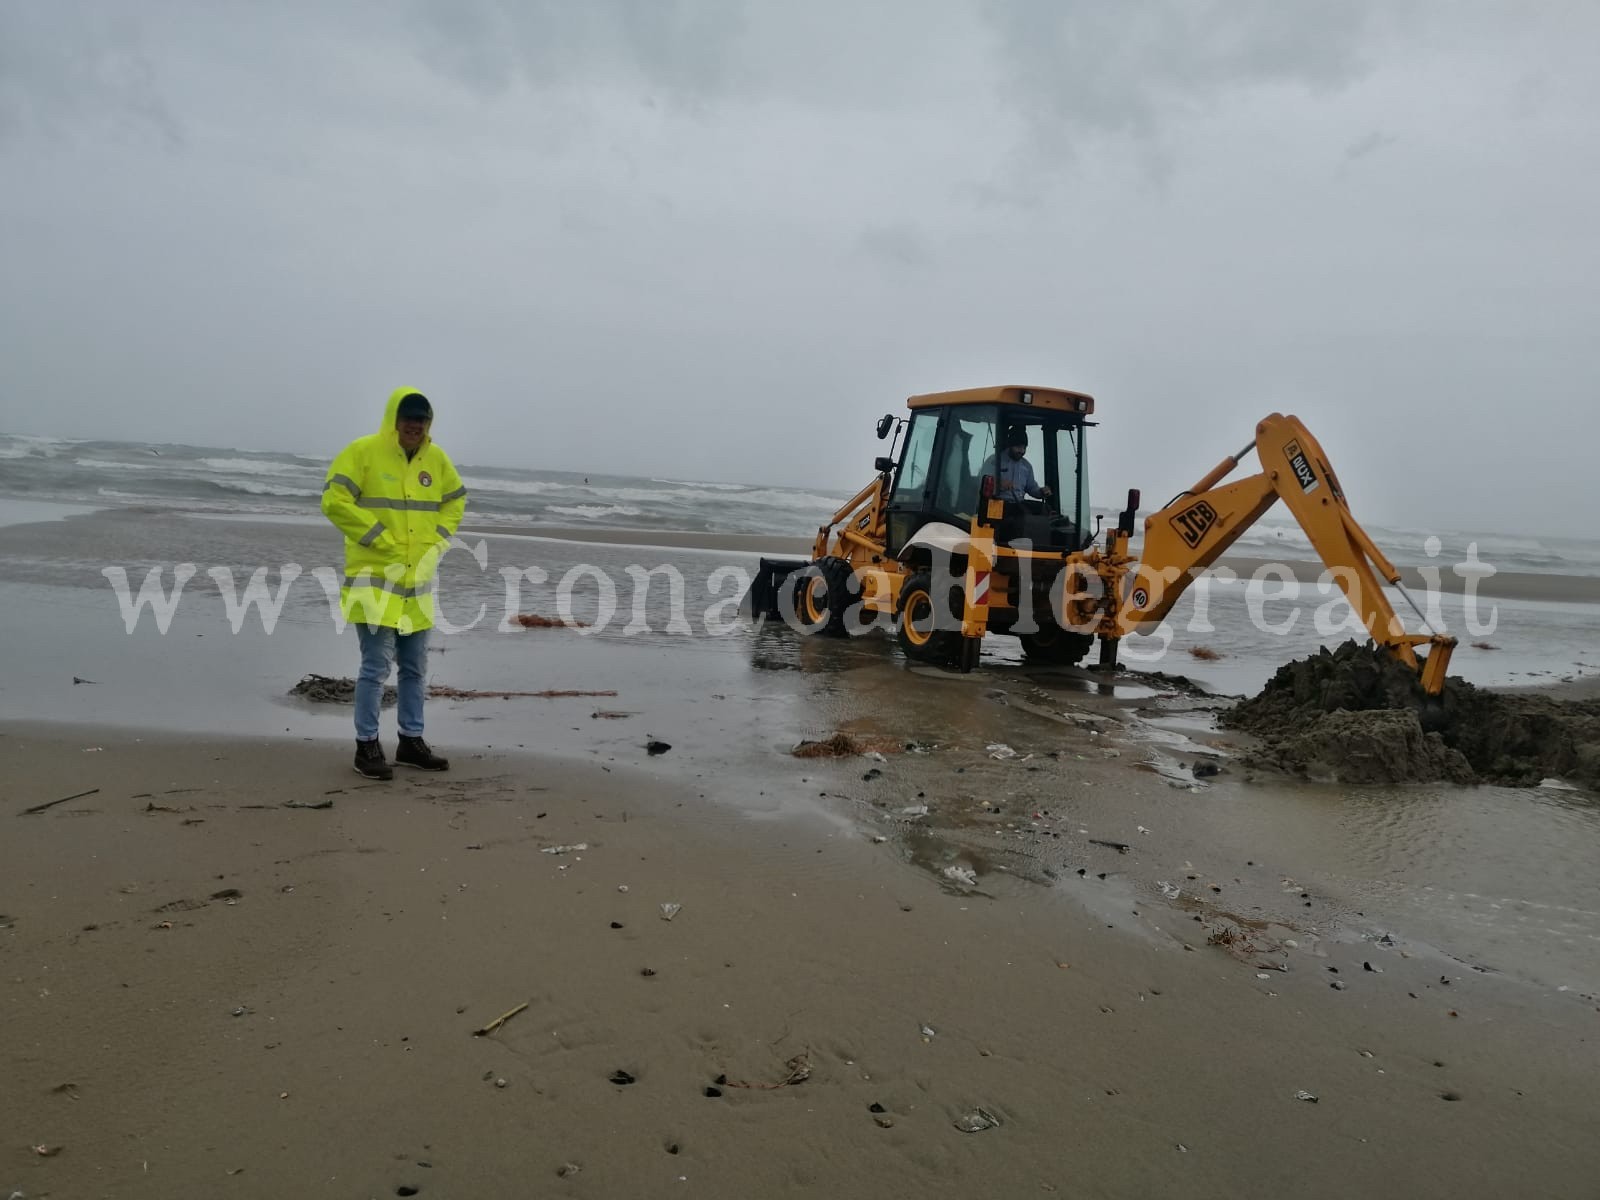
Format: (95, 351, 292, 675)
(321, 388, 468, 779)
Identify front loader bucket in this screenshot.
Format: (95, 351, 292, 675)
(743, 557, 810, 620)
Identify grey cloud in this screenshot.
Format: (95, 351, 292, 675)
(0, 2, 1597, 537)
(406, 0, 748, 105)
(979, 0, 1381, 142)
(0, 2, 1405, 161)
(858, 224, 933, 270)
(1343, 130, 1395, 162)
(0, 4, 181, 146)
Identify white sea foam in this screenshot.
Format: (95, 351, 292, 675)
(71, 457, 168, 471)
(462, 476, 566, 496)
(0, 435, 77, 458)
(588, 487, 697, 505)
(650, 478, 750, 492)
(597, 485, 845, 512)
(217, 480, 318, 498)
(719, 487, 849, 512)
(547, 504, 646, 519)
(200, 457, 315, 477)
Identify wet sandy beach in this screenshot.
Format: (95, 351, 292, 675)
(5, 724, 1599, 1200)
(3, 506, 1600, 1197)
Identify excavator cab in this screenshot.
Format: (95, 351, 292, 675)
(884, 387, 1095, 557)
(745, 385, 1102, 668)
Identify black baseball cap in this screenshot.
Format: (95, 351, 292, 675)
(396, 392, 433, 421)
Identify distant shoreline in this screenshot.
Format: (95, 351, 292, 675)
(2, 499, 1595, 605)
(467, 524, 1599, 605)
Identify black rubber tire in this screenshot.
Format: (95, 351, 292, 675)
(1018, 621, 1094, 666)
(896, 570, 965, 666)
(792, 556, 857, 637)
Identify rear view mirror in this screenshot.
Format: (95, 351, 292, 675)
(874, 456, 894, 473)
(1118, 488, 1141, 535)
(875, 414, 895, 440)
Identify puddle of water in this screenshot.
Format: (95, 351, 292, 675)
(1138, 710, 1230, 737)
(1117, 712, 1232, 789)
(1050, 871, 1174, 948)
(0, 498, 99, 529)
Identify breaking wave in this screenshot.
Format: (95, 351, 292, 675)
(199, 456, 317, 477)
(546, 504, 646, 520)
(650, 478, 749, 491)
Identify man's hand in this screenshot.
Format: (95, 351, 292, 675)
(1039, 485, 1053, 499)
(370, 529, 407, 566)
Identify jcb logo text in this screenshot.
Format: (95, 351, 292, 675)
(1170, 500, 1218, 549)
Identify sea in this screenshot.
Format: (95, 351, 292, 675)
(4, 431, 1599, 577)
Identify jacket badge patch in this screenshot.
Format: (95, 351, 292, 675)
(418, 470, 433, 487)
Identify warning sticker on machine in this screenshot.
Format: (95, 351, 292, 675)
(1285, 440, 1320, 494)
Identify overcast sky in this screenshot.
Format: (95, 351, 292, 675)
(2, 1, 1596, 536)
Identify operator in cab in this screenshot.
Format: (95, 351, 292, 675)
(991, 428, 1052, 504)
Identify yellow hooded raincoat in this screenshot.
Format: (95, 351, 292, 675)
(321, 388, 467, 633)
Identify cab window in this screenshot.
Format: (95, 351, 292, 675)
(1047, 425, 1084, 525)
(892, 414, 938, 502)
(932, 410, 998, 520)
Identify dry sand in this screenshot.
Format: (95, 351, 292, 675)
(4, 723, 1598, 1199)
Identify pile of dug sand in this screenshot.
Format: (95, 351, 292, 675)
(1222, 641, 1600, 788)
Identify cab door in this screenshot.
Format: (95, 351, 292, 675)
(884, 410, 941, 555)
(1042, 422, 1088, 547)
(929, 410, 998, 523)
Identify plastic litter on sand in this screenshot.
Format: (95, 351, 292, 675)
(953, 1108, 1001, 1133)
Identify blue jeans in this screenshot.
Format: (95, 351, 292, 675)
(355, 624, 429, 742)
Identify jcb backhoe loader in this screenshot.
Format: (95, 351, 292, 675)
(748, 385, 1456, 694)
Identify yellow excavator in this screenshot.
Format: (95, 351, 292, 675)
(748, 385, 1456, 694)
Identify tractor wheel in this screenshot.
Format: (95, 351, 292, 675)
(896, 570, 965, 666)
(1019, 621, 1094, 667)
(793, 556, 857, 637)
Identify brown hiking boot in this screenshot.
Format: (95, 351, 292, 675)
(395, 735, 449, 772)
(354, 739, 393, 780)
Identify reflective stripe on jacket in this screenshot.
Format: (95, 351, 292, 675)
(320, 387, 467, 632)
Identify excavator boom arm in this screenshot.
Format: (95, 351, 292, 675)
(1116, 413, 1455, 693)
